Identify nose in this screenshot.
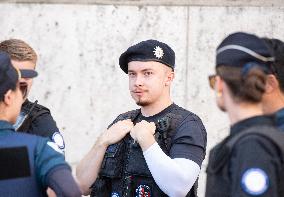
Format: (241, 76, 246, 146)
(19, 78, 28, 83)
(134, 74, 144, 87)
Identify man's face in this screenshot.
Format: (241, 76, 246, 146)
(128, 61, 172, 106)
(11, 60, 35, 100)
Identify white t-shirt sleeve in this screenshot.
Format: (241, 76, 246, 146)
(143, 142, 200, 197)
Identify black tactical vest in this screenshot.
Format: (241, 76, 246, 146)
(91, 105, 198, 197)
(14, 100, 50, 132)
(205, 125, 284, 197)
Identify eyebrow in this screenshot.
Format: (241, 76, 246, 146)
(128, 68, 154, 73)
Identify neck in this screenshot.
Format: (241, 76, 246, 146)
(141, 97, 173, 117)
(263, 91, 284, 114)
(0, 105, 13, 124)
(227, 102, 263, 125)
(0, 114, 11, 123)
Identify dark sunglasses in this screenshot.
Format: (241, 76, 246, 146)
(19, 82, 28, 99)
(208, 74, 217, 89)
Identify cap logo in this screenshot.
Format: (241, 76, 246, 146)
(153, 46, 164, 59)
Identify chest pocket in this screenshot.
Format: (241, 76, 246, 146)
(125, 143, 152, 177)
(100, 141, 127, 178)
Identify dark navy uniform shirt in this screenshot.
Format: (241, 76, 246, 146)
(228, 116, 282, 197)
(129, 103, 207, 167)
(0, 120, 69, 196)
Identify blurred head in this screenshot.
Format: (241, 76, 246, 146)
(261, 38, 284, 114)
(119, 40, 175, 106)
(0, 39, 38, 100)
(0, 52, 35, 124)
(209, 32, 274, 112)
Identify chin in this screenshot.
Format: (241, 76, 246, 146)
(217, 103, 226, 112)
(136, 99, 151, 107)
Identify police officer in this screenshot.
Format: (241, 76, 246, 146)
(76, 40, 207, 197)
(0, 51, 81, 197)
(0, 39, 65, 152)
(205, 32, 284, 197)
(261, 38, 284, 130)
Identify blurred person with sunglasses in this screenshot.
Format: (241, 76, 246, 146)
(0, 39, 65, 153)
(205, 32, 284, 197)
(0, 51, 81, 197)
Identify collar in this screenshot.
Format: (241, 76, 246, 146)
(274, 107, 284, 128)
(230, 115, 274, 136)
(0, 120, 15, 132)
(140, 103, 176, 122)
(22, 99, 31, 107)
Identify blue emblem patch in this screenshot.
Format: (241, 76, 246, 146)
(111, 192, 120, 197)
(241, 168, 269, 195)
(135, 184, 151, 197)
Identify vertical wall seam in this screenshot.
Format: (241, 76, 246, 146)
(184, 5, 190, 107)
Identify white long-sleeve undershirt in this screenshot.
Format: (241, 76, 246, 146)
(143, 142, 200, 197)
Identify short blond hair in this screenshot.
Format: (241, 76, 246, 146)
(0, 39, 37, 65)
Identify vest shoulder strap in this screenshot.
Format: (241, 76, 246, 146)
(108, 109, 141, 129)
(226, 126, 284, 159)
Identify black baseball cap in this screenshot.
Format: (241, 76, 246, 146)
(0, 52, 36, 98)
(20, 69, 38, 78)
(216, 32, 275, 69)
(119, 39, 175, 73)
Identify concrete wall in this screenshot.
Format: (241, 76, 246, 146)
(1, 2, 284, 196)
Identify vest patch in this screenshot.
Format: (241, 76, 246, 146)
(0, 146, 31, 180)
(111, 192, 120, 197)
(241, 168, 269, 195)
(47, 141, 64, 154)
(135, 184, 151, 197)
(52, 132, 65, 150)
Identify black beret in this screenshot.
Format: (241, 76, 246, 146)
(119, 39, 175, 73)
(216, 32, 274, 68)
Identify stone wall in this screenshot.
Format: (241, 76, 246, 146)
(1, 2, 284, 196)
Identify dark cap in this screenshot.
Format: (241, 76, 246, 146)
(119, 39, 175, 73)
(216, 32, 274, 69)
(0, 52, 36, 98)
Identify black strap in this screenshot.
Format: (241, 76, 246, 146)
(226, 126, 284, 159)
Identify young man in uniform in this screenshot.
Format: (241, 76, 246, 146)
(0, 51, 81, 197)
(0, 39, 65, 152)
(261, 38, 284, 130)
(76, 40, 207, 197)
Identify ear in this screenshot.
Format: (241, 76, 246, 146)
(3, 90, 13, 106)
(165, 71, 175, 86)
(215, 76, 223, 94)
(265, 74, 279, 94)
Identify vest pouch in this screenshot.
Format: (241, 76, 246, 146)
(100, 141, 126, 178)
(125, 143, 152, 177)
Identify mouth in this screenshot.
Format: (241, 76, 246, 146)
(132, 89, 146, 96)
